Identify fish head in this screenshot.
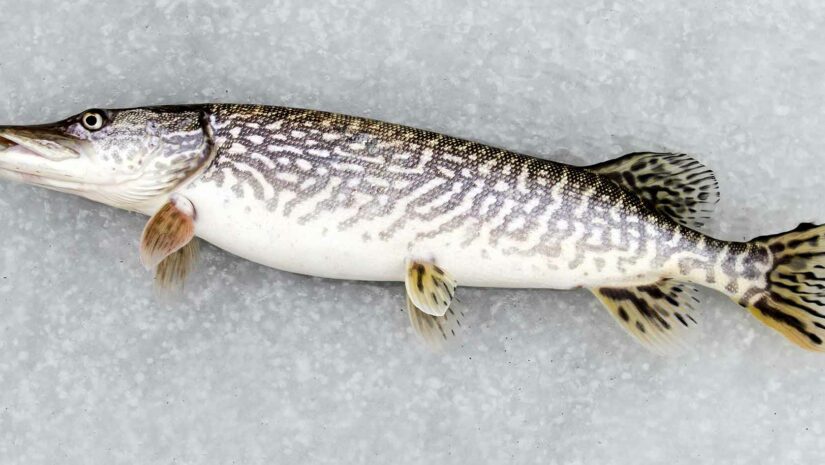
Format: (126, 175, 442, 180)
(0, 106, 214, 211)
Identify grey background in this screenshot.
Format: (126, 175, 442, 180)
(1, 1, 824, 464)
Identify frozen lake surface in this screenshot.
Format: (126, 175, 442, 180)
(1, 1, 824, 463)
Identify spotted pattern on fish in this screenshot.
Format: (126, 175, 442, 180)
(4, 103, 825, 352)
(190, 105, 748, 284)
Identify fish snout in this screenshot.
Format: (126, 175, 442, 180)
(0, 131, 12, 151)
(0, 126, 83, 161)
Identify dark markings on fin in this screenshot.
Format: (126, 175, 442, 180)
(140, 195, 197, 270)
(405, 259, 457, 317)
(586, 152, 720, 230)
(591, 280, 700, 354)
(742, 223, 825, 351)
(407, 296, 465, 351)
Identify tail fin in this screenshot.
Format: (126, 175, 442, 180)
(740, 223, 825, 351)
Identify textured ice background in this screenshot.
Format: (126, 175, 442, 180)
(0, 0, 824, 464)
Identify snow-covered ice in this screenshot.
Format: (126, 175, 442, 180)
(1, 1, 824, 463)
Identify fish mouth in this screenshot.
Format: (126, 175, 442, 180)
(0, 126, 142, 200)
(0, 132, 22, 157)
(0, 127, 82, 161)
(0, 126, 88, 190)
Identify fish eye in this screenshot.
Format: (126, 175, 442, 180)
(80, 110, 107, 131)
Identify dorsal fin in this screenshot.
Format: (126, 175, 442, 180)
(586, 152, 720, 229)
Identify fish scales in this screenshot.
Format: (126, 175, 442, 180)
(185, 104, 720, 288)
(1, 103, 824, 353)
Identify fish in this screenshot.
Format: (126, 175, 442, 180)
(1, 103, 824, 353)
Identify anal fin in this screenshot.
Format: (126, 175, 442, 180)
(591, 280, 700, 354)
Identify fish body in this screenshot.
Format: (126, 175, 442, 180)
(177, 105, 712, 289)
(1, 104, 823, 352)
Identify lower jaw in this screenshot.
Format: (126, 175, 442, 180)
(0, 144, 44, 184)
(0, 170, 59, 195)
(0, 167, 29, 183)
(0, 166, 83, 196)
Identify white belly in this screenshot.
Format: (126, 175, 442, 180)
(175, 181, 659, 289)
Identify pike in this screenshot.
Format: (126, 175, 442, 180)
(1, 104, 824, 352)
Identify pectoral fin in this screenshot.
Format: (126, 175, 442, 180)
(140, 194, 198, 289)
(405, 259, 457, 316)
(154, 240, 199, 290)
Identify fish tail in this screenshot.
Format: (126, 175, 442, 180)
(735, 223, 825, 351)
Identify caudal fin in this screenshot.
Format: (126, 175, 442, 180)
(740, 223, 825, 351)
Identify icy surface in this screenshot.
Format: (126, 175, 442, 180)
(1, 1, 825, 463)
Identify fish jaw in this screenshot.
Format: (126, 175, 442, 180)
(0, 132, 11, 150)
(0, 135, 150, 210)
(0, 127, 99, 195)
(0, 127, 83, 161)
(0, 126, 151, 210)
